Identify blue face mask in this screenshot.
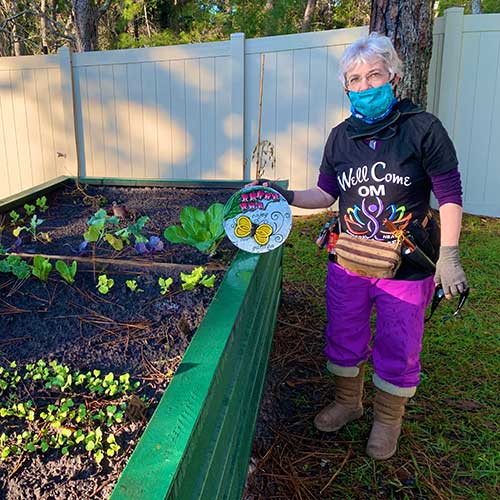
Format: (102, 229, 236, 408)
(348, 83, 397, 123)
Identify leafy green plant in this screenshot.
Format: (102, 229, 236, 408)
(23, 204, 36, 216)
(163, 203, 225, 256)
(125, 279, 143, 292)
(84, 209, 121, 250)
(9, 210, 21, 224)
(96, 274, 114, 294)
(13, 215, 44, 241)
(180, 266, 216, 290)
(1, 359, 142, 465)
(0, 255, 31, 279)
(158, 276, 173, 295)
(35, 196, 49, 212)
(31, 256, 52, 281)
(115, 216, 150, 244)
(55, 260, 77, 284)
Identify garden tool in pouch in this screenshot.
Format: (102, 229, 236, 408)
(383, 218, 437, 274)
(316, 216, 339, 255)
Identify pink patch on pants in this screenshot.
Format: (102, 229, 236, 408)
(325, 262, 435, 388)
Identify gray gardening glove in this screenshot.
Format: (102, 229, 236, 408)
(434, 246, 468, 298)
(256, 178, 294, 204)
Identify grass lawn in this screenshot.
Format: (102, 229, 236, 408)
(246, 211, 500, 499)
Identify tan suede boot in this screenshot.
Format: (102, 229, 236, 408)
(366, 389, 408, 460)
(314, 365, 365, 432)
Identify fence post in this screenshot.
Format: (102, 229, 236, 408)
(58, 46, 80, 178)
(437, 7, 464, 138)
(230, 33, 245, 179)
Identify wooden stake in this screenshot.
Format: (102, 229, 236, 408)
(255, 53, 265, 179)
(6, 252, 225, 271)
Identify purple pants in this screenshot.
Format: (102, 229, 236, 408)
(325, 262, 435, 391)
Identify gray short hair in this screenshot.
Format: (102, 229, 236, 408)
(339, 32, 403, 86)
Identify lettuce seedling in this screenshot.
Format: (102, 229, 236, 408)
(158, 277, 173, 295)
(55, 260, 77, 284)
(31, 256, 52, 281)
(24, 204, 36, 216)
(163, 203, 225, 257)
(96, 274, 114, 294)
(125, 279, 143, 292)
(35, 196, 49, 212)
(180, 266, 216, 290)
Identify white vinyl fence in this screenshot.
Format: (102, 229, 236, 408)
(1, 7, 499, 217)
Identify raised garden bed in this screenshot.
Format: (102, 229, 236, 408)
(0, 178, 283, 499)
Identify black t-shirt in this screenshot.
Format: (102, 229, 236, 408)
(320, 102, 458, 280)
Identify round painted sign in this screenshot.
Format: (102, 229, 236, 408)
(223, 186, 292, 254)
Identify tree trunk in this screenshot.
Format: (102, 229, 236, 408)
(40, 0, 49, 53)
(471, 0, 481, 14)
(370, 0, 434, 108)
(1, 0, 25, 55)
(301, 0, 317, 32)
(73, 0, 99, 51)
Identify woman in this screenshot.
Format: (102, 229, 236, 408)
(258, 32, 468, 460)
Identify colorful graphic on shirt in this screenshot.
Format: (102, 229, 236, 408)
(344, 197, 412, 240)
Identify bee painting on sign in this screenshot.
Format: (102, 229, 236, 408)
(223, 187, 292, 254)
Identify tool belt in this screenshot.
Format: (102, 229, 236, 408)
(334, 233, 403, 278)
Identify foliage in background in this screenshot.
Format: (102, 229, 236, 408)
(437, 0, 500, 15)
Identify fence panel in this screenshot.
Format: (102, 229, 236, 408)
(71, 42, 235, 181)
(0, 55, 73, 199)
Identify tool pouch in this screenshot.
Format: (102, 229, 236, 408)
(334, 233, 403, 278)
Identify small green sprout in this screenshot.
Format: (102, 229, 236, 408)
(96, 274, 114, 294)
(125, 279, 143, 292)
(55, 260, 77, 284)
(180, 266, 216, 290)
(24, 204, 36, 216)
(158, 276, 173, 295)
(31, 256, 52, 282)
(9, 210, 21, 224)
(35, 196, 49, 212)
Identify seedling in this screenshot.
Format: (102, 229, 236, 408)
(31, 256, 52, 282)
(24, 204, 36, 216)
(13, 215, 44, 241)
(115, 216, 150, 244)
(9, 210, 21, 224)
(125, 279, 143, 292)
(83, 209, 120, 249)
(0, 255, 31, 279)
(96, 274, 114, 294)
(180, 266, 216, 290)
(163, 203, 225, 256)
(35, 196, 49, 212)
(158, 276, 173, 295)
(55, 260, 77, 284)
(134, 235, 164, 255)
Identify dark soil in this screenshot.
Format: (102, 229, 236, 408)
(0, 183, 237, 499)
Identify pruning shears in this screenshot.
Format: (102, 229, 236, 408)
(425, 284, 470, 323)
